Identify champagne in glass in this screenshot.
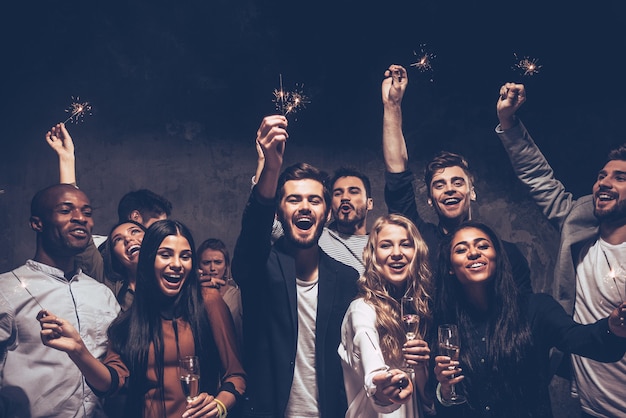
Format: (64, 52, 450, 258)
(179, 355, 201, 402)
(401, 296, 420, 341)
(401, 296, 420, 374)
(438, 324, 466, 404)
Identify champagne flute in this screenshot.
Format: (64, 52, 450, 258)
(401, 296, 420, 372)
(179, 355, 201, 402)
(438, 324, 466, 404)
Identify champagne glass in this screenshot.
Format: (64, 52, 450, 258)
(438, 324, 466, 404)
(401, 296, 420, 372)
(179, 355, 201, 402)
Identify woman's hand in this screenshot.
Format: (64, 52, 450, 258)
(402, 338, 430, 369)
(182, 392, 223, 418)
(434, 355, 464, 399)
(37, 310, 84, 354)
(371, 369, 413, 405)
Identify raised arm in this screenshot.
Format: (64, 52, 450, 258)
(496, 82, 526, 130)
(382, 64, 409, 173)
(37, 310, 113, 392)
(255, 115, 288, 200)
(45, 123, 77, 186)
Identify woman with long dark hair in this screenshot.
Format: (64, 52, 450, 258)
(38, 219, 246, 417)
(339, 214, 434, 417)
(432, 221, 626, 417)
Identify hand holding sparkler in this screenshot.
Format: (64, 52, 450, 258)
(255, 115, 288, 199)
(382, 64, 408, 108)
(497, 82, 526, 130)
(45, 123, 77, 185)
(608, 302, 626, 338)
(37, 310, 85, 354)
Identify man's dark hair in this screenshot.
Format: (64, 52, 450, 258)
(607, 144, 626, 162)
(329, 167, 372, 199)
(117, 189, 172, 223)
(424, 151, 475, 198)
(276, 163, 331, 213)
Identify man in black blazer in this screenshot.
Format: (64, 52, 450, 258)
(232, 115, 359, 418)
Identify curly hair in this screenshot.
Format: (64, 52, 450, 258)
(359, 214, 432, 367)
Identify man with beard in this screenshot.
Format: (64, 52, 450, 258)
(381, 65, 531, 293)
(0, 184, 119, 417)
(232, 115, 359, 418)
(318, 167, 373, 275)
(496, 82, 626, 417)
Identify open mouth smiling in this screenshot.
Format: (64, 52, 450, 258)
(295, 217, 314, 230)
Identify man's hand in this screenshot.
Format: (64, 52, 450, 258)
(382, 64, 408, 107)
(609, 302, 626, 338)
(497, 83, 526, 130)
(46, 123, 75, 160)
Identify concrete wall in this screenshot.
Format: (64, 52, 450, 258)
(0, 115, 583, 417)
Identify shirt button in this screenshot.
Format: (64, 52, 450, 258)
(480, 358, 485, 363)
(485, 406, 491, 411)
(481, 337, 486, 342)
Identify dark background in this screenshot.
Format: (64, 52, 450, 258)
(1, 2, 625, 415)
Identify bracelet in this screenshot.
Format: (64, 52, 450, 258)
(214, 398, 228, 418)
(436, 383, 455, 407)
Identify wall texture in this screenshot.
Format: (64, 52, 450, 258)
(0, 114, 588, 418)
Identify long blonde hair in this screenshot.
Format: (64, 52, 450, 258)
(359, 214, 432, 366)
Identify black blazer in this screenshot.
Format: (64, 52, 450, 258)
(232, 191, 359, 418)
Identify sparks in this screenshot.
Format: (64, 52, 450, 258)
(12, 271, 45, 311)
(513, 54, 542, 77)
(410, 45, 436, 73)
(64, 96, 93, 124)
(272, 76, 310, 116)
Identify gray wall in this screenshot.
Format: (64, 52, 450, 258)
(0, 115, 589, 418)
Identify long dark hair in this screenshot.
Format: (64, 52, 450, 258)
(107, 220, 215, 417)
(434, 221, 533, 413)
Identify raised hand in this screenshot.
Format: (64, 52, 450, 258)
(254, 115, 288, 199)
(45, 122, 77, 185)
(497, 82, 526, 130)
(382, 64, 408, 107)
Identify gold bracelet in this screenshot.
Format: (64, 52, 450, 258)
(214, 398, 228, 418)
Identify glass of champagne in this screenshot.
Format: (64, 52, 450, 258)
(179, 355, 201, 402)
(401, 296, 420, 371)
(438, 324, 466, 404)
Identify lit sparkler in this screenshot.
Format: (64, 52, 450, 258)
(410, 45, 436, 73)
(63, 97, 92, 124)
(512, 54, 542, 77)
(273, 75, 310, 116)
(12, 271, 45, 311)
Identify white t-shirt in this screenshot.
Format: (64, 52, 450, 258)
(573, 238, 626, 417)
(285, 277, 320, 418)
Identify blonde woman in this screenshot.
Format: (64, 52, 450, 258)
(339, 214, 434, 417)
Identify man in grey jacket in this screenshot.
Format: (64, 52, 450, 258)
(496, 82, 626, 418)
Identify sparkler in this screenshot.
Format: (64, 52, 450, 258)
(63, 97, 92, 124)
(12, 271, 45, 311)
(273, 75, 310, 116)
(410, 45, 436, 73)
(512, 54, 542, 77)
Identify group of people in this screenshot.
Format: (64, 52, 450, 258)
(1, 64, 626, 418)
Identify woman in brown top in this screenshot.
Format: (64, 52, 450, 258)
(38, 219, 246, 417)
